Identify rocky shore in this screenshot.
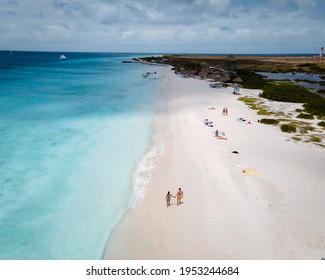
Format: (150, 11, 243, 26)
(138, 55, 325, 89)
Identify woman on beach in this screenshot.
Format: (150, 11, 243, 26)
(165, 191, 174, 207)
(176, 188, 183, 206)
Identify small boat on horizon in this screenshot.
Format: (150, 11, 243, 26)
(60, 54, 67, 60)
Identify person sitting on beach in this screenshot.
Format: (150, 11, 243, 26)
(176, 188, 183, 206)
(165, 191, 174, 207)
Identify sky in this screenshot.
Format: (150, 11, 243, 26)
(1, 0, 324, 54)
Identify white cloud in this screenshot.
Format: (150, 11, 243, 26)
(0, 0, 324, 53)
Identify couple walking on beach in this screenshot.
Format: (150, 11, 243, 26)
(165, 188, 183, 207)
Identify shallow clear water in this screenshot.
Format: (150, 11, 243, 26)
(257, 71, 325, 96)
(0, 51, 162, 259)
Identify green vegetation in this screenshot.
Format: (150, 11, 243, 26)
(259, 118, 279, 125)
(238, 97, 258, 104)
(280, 123, 297, 133)
(238, 97, 271, 115)
(260, 83, 325, 117)
(303, 99, 325, 117)
(291, 136, 302, 141)
(297, 113, 314, 119)
(248, 103, 259, 110)
(272, 111, 286, 117)
(184, 62, 202, 73)
(257, 108, 271, 115)
(260, 84, 314, 103)
(317, 121, 325, 127)
(298, 125, 315, 134)
(309, 136, 322, 143)
(296, 63, 325, 74)
(236, 69, 268, 89)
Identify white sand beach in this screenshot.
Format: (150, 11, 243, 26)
(103, 69, 325, 260)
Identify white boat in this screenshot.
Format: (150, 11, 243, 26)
(60, 54, 67, 60)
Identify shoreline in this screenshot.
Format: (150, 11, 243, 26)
(103, 69, 325, 259)
(128, 67, 172, 208)
(102, 67, 172, 258)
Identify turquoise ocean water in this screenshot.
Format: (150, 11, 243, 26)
(0, 51, 163, 259)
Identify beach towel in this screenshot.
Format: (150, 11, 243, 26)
(237, 118, 246, 122)
(242, 168, 259, 176)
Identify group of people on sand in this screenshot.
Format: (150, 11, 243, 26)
(165, 188, 183, 207)
(205, 107, 229, 140)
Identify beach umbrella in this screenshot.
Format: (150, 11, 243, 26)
(218, 72, 230, 82)
(232, 76, 243, 83)
(231, 83, 243, 88)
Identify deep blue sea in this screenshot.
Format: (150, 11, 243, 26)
(0, 51, 163, 259)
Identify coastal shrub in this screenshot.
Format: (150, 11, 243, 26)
(296, 64, 325, 74)
(303, 99, 325, 117)
(260, 84, 315, 103)
(297, 113, 314, 119)
(244, 102, 271, 115)
(238, 97, 272, 115)
(259, 118, 279, 125)
(257, 108, 271, 115)
(309, 136, 322, 143)
(317, 121, 325, 127)
(298, 125, 315, 134)
(280, 123, 296, 133)
(184, 62, 202, 73)
(291, 136, 302, 141)
(142, 56, 157, 62)
(299, 63, 313, 67)
(308, 64, 323, 73)
(238, 97, 258, 104)
(272, 111, 286, 117)
(236, 69, 268, 89)
(249, 104, 259, 110)
(260, 83, 325, 117)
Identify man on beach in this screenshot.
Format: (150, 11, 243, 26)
(176, 188, 183, 206)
